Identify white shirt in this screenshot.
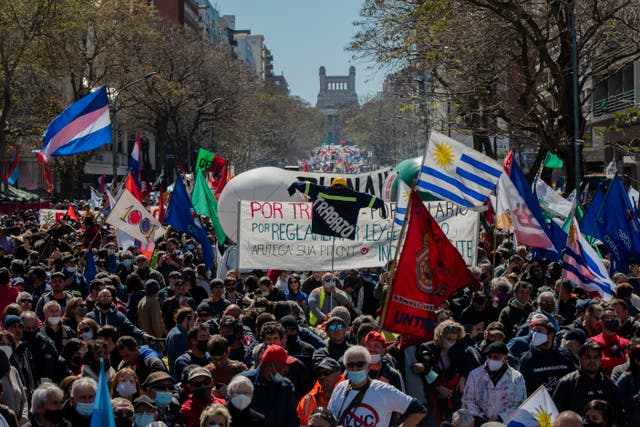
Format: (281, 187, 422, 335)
(328, 379, 413, 427)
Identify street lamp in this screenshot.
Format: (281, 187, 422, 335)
(112, 71, 158, 188)
(187, 97, 223, 171)
(554, 0, 581, 200)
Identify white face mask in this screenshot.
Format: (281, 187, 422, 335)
(0, 345, 12, 360)
(531, 331, 548, 347)
(230, 394, 251, 410)
(370, 354, 381, 364)
(116, 381, 137, 397)
(47, 316, 61, 326)
(486, 358, 504, 371)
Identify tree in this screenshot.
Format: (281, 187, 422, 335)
(350, 0, 640, 190)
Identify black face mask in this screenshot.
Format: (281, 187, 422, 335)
(23, 330, 37, 342)
(71, 356, 84, 367)
(196, 340, 208, 352)
(98, 302, 112, 310)
(114, 417, 133, 427)
(191, 387, 212, 402)
(43, 409, 64, 424)
(603, 318, 621, 332)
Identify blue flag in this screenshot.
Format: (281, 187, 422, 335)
(90, 360, 115, 427)
(84, 249, 97, 285)
(163, 176, 214, 269)
(580, 186, 606, 238)
(580, 175, 640, 272)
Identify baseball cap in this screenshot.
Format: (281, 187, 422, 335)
(279, 315, 299, 330)
(133, 395, 155, 409)
(364, 331, 385, 346)
(575, 298, 594, 312)
(314, 357, 341, 373)
(142, 371, 173, 388)
(2, 315, 22, 329)
(187, 366, 212, 382)
(485, 321, 506, 336)
(260, 345, 296, 365)
(325, 316, 346, 327)
(483, 341, 509, 356)
(51, 271, 65, 280)
(528, 313, 549, 327)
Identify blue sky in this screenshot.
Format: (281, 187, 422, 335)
(213, 0, 386, 106)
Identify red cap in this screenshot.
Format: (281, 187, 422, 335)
(266, 269, 280, 283)
(365, 331, 386, 346)
(260, 345, 296, 365)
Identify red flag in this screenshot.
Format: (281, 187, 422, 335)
(205, 154, 226, 175)
(503, 149, 514, 174)
(67, 204, 79, 222)
(43, 164, 54, 193)
(125, 172, 142, 201)
(381, 192, 479, 340)
(99, 173, 106, 193)
(214, 160, 230, 199)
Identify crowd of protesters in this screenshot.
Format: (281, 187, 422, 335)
(0, 206, 635, 427)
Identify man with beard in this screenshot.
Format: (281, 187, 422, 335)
(180, 367, 225, 427)
(498, 281, 533, 340)
(589, 308, 628, 376)
(87, 288, 150, 342)
(553, 341, 621, 426)
(134, 255, 165, 288)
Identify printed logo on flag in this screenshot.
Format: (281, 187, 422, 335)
(119, 205, 159, 240)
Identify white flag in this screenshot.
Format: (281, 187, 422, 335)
(535, 178, 572, 219)
(629, 186, 640, 210)
(106, 190, 163, 244)
(417, 131, 502, 209)
(605, 160, 617, 179)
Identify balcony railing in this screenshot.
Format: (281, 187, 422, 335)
(592, 90, 636, 117)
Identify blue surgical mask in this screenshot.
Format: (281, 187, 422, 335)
(123, 259, 132, 267)
(347, 370, 368, 384)
(154, 391, 172, 407)
(76, 402, 94, 417)
(135, 413, 154, 427)
(82, 331, 94, 340)
(271, 373, 286, 383)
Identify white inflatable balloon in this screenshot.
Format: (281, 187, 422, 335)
(218, 167, 306, 242)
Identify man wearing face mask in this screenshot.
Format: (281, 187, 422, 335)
(364, 331, 403, 390)
(256, 276, 286, 302)
(532, 291, 561, 333)
(112, 398, 135, 427)
(60, 256, 86, 299)
(87, 288, 150, 343)
(241, 344, 298, 427)
(141, 372, 178, 427)
(173, 324, 211, 382)
(20, 311, 60, 385)
(39, 301, 75, 354)
(132, 396, 156, 427)
(589, 308, 628, 376)
(297, 357, 344, 425)
(115, 251, 135, 287)
(462, 342, 526, 425)
(181, 367, 225, 427)
(29, 383, 69, 427)
(518, 318, 576, 395)
(308, 273, 348, 326)
(61, 378, 95, 427)
(328, 345, 426, 427)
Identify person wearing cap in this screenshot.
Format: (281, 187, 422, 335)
(312, 315, 351, 365)
(507, 313, 550, 361)
(308, 273, 348, 327)
(462, 341, 525, 424)
(181, 366, 225, 427)
(240, 344, 298, 427)
(589, 308, 629, 376)
(280, 315, 315, 370)
(174, 324, 211, 382)
(553, 341, 621, 426)
(498, 280, 533, 340)
(137, 280, 166, 339)
(328, 345, 426, 427)
(133, 395, 157, 427)
(297, 357, 344, 425)
(60, 255, 86, 299)
(518, 318, 575, 395)
(141, 371, 178, 427)
(34, 272, 73, 322)
(559, 328, 587, 366)
(364, 331, 403, 391)
(2, 318, 35, 395)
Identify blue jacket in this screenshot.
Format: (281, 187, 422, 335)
(241, 367, 298, 427)
(166, 324, 187, 378)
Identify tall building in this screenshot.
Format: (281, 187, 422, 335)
(150, 0, 199, 31)
(232, 31, 266, 78)
(316, 66, 359, 143)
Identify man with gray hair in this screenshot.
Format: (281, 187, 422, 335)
(30, 382, 67, 427)
(328, 345, 426, 427)
(62, 377, 97, 427)
(451, 408, 474, 427)
(224, 375, 265, 424)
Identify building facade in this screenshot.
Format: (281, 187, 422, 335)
(316, 66, 359, 144)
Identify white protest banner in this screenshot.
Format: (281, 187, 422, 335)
(292, 167, 392, 198)
(106, 190, 164, 244)
(39, 209, 67, 225)
(238, 200, 478, 271)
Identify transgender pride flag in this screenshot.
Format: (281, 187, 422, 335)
(36, 86, 111, 163)
(128, 133, 141, 190)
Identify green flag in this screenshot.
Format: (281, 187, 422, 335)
(543, 152, 564, 168)
(195, 148, 216, 172)
(191, 168, 227, 244)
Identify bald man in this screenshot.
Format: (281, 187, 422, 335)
(552, 411, 583, 427)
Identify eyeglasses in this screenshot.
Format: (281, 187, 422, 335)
(114, 410, 133, 418)
(345, 361, 367, 370)
(327, 323, 344, 331)
(190, 379, 211, 388)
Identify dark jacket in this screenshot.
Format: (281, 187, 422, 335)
(61, 399, 90, 427)
(87, 305, 144, 340)
(518, 346, 576, 394)
(498, 299, 532, 339)
(23, 332, 60, 384)
(552, 370, 621, 426)
(241, 367, 298, 427)
(225, 401, 266, 427)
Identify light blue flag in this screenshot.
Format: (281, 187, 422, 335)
(90, 360, 115, 427)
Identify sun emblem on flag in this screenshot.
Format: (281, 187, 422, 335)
(533, 406, 552, 427)
(432, 141, 454, 169)
(568, 222, 578, 244)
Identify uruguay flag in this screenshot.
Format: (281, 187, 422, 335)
(506, 386, 558, 427)
(129, 133, 141, 189)
(36, 86, 111, 164)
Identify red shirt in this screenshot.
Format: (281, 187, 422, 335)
(0, 285, 19, 315)
(181, 394, 226, 427)
(590, 332, 628, 376)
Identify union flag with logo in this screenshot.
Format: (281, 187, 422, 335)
(382, 191, 478, 340)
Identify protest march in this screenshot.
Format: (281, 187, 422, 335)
(1, 89, 637, 427)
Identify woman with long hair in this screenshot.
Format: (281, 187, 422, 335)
(62, 297, 87, 332)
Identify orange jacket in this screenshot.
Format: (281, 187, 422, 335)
(296, 375, 345, 425)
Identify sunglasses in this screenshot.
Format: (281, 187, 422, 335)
(327, 323, 344, 331)
(346, 361, 367, 370)
(190, 379, 211, 388)
(114, 411, 133, 418)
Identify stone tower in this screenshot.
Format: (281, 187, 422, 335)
(316, 66, 359, 144)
